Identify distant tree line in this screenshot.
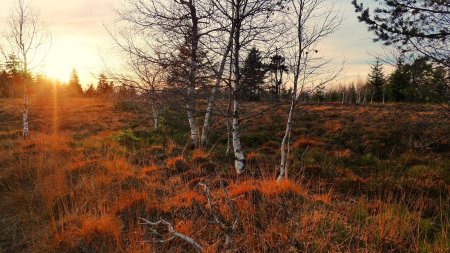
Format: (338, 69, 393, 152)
(319, 57, 449, 104)
(0, 57, 136, 99)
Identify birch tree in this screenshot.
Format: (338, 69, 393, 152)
(277, 0, 341, 181)
(112, 0, 216, 146)
(1, 0, 50, 137)
(211, 0, 287, 175)
(105, 56, 165, 131)
(199, 16, 235, 147)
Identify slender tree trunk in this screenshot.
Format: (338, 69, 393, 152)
(200, 32, 234, 147)
(279, 5, 304, 181)
(23, 86, 29, 137)
(226, 118, 231, 155)
(278, 97, 296, 181)
(226, 84, 233, 156)
(231, 7, 245, 175)
(185, 0, 200, 147)
(152, 104, 158, 130)
(186, 86, 199, 146)
(232, 99, 245, 174)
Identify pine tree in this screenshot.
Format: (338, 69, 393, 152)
(367, 59, 386, 102)
(4, 55, 24, 97)
(68, 69, 83, 96)
(267, 50, 288, 100)
(388, 57, 410, 102)
(241, 47, 268, 101)
(84, 83, 96, 97)
(164, 36, 211, 93)
(97, 73, 114, 96)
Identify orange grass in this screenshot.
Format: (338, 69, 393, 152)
(0, 98, 448, 252)
(259, 179, 305, 197)
(292, 136, 320, 149)
(163, 190, 206, 211)
(192, 149, 208, 162)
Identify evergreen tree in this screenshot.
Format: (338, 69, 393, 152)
(367, 59, 386, 102)
(97, 73, 114, 96)
(3, 55, 24, 97)
(163, 35, 212, 93)
(432, 67, 448, 102)
(267, 50, 288, 100)
(241, 47, 268, 101)
(348, 84, 357, 104)
(388, 57, 410, 102)
(84, 83, 96, 97)
(353, 0, 449, 68)
(405, 57, 449, 103)
(0, 69, 9, 98)
(68, 69, 83, 96)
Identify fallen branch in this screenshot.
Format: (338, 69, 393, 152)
(140, 218, 204, 252)
(198, 180, 240, 251)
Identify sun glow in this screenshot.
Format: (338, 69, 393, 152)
(52, 81, 58, 134)
(39, 35, 105, 86)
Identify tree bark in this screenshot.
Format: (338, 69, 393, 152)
(278, 98, 296, 181)
(200, 31, 234, 147)
(152, 104, 158, 130)
(231, 4, 245, 174)
(187, 86, 199, 146)
(185, 0, 200, 147)
(22, 86, 29, 137)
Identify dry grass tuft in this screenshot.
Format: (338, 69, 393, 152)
(292, 136, 320, 149)
(228, 179, 259, 197)
(78, 215, 122, 252)
(246, 152, 259, 163)
(323, 120, 343, 133)
(192, 149, 209, 163)
(166, 156, 190, 173)
(330, 149, 352, 159)
(312, 191, 333, 205)
(140, 164, 159, 176)
(164, 190, 206, 211)
(52, 215, 122, 253)
(259, 179, 305, 197)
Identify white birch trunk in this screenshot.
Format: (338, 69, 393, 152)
(200, 91, 215, 147)
(22, 88, 29, 137)
(225, 88, 233, 156)
(232, 99, 245, 174)
(152, 104, 158, 130)
(200, 33, 233, 147)
(226, 118, 231, 155)
(231, 6, 245, 175)
(278, 98, 296, 181)
(184, 1, 200, 147)
(187, 86, 199, 146)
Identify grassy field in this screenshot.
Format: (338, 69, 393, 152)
(0, 98, 449, 252)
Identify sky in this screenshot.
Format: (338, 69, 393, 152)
(0, 0, 385, 87)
